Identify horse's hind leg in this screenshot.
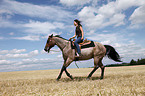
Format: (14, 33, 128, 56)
(99, 61, 105, 80)
(87, 57, 100, 80)
(87, 66, 99, 80)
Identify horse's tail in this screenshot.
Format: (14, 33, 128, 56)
(104, 45, 122, 62)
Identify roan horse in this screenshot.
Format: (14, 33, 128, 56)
(44, 34, 121, 81)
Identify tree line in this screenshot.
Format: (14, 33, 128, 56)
(105, 58, 145, 67)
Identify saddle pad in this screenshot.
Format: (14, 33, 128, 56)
(71, 41, 95, 49)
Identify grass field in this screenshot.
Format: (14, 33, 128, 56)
(0, 65, 145, 96)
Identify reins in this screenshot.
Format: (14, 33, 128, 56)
(52, 36, 80, 69)
(75, 61, 79, 68)
(50, 50, 60, 52)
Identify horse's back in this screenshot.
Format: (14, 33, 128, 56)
(94, 42, 106, 57)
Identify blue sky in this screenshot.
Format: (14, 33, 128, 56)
(0, 0, 145, 72)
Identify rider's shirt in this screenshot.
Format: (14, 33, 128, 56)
(75, 25, 82, 38)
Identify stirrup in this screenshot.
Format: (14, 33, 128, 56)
(75, 53, 82, 57)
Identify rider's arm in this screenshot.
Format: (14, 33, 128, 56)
(80, 26, 84, 40)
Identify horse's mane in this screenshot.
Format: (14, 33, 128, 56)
(54, 35, 69, 41)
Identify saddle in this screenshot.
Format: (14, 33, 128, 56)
(71, 39, 95, 49)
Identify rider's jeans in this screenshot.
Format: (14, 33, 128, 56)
(74, 37, 82, 54)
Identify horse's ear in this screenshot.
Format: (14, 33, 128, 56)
(50, 34, 53, 38)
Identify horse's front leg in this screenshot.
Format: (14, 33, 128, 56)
(56, 66, 65, 81)
(57, 58, 73, 81)
(64, 67, 73, 80)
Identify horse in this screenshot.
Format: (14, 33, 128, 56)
(44, 34, 122, 81)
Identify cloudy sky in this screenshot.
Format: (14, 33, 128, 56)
(0, 0, 145, 72)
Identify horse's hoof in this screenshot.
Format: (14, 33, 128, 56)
(100, 77, 103, 80)
(86, 78, 90, 80)
(56, 79, 59, 81)
(56, 77, 60, 81)
(70, 75, 74, 80)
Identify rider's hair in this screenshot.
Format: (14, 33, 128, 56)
(74, 19, 82, 26)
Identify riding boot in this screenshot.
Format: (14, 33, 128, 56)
(75, 52, 83, 57)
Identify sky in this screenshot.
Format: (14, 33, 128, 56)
(0, 0, 145, 72)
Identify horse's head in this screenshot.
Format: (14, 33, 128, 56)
(44, 34, 56, 53)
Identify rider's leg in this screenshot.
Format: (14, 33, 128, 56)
(74, 37, 82, 55)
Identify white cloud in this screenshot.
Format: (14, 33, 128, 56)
(1, 0, 73, 21)
(0, 57, 63, 72)
(60, 0, 91, 6)
(0, 9, 13, 20)
(10, 20, 65, 41)
(57, 54, 62, 58)
(22, 58, 62, 64)
(0, 50, 8, 54)
(9, 32, 14, 35)
(98, 1, 116, 18)
(78, 4, 125, 29)
(23, 20, 64, 35)
(0, 0, 71, 33)
(86, 30, 95, 35)
(87, 33, 119, 43)
(14, 35, 40, 41)
(104, 13, 125, 27)
(0, 9, 12, 15)
(0, 50, 38, 59)
(0, 0, 73, 36)
(86, 31, 145, 62)
(115, 41, 145, 59)
(0, 37, 4, 40)
(78, 0, 145, 29)
(0, 0, 145, 72)
(30, 50, 39, 55)
(0, 19, 19, 28)
(11, 49, 26, 54)
(78, 6, 103, 29)
(129, 4, 145, 27)
(0, 60, 15, 65)
(116, 0, 144, 11)
(0, 47, 63, 71)
(0, 0, 70, 39)
(0, 49, 26, 54)
(0, 19, 64, 41)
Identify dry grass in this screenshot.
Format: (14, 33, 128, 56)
(0, 65, 145, 96)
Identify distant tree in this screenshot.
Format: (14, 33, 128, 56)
(130, 59, 137, 65)
(137, 59, 140, 63)
(137, 58, 145, 65)
(105, 58, 145, 67)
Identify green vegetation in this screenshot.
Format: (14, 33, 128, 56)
(105, 58, 145, 67)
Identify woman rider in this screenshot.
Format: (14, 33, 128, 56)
(69, 19, 84, 57)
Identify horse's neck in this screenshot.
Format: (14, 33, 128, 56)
(54, 37, 68, 51)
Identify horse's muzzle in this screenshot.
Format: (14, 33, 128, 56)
(44, 48, 47, 52)
(44, 47, 50, 53)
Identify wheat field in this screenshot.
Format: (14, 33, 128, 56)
(0, 65, 145, 96)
